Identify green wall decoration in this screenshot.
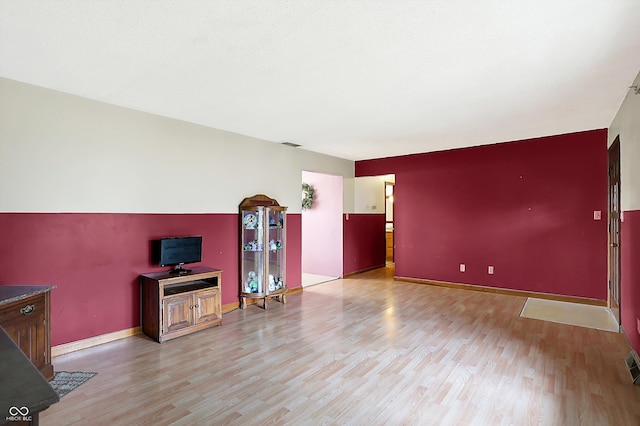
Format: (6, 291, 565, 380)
(302, 183, 315, 210)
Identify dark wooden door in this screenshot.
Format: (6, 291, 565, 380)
(608, 136, 621, 326)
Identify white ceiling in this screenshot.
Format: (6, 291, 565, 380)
(1, 1, 639, 161)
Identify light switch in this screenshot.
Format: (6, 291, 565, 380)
(593, 210, 601, 220)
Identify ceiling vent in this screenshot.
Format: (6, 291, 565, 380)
(281, 142, 301, 148)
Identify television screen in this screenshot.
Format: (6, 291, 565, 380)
(153, 236, 202, 267)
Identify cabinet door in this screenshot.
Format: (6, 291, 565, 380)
(194, 289, 220, 324)
(241, 206, 265, 295)
(0, 294, 47, 371)
(163, 294, 193, 333)
(266, 207, 286, 295)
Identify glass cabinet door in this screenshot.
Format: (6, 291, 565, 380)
(266, 208, 286, 294)
(241, 206, 264, 295)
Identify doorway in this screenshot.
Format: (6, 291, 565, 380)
(608, 136, 621, 326)
(385, 182, 395, 264)
(301, 171, 343, 287)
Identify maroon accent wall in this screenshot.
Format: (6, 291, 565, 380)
(621, 210, 640, 354)
(0, 212, 302, 345)
(343, 213, 386, 275)
(356, 130, 608, 300)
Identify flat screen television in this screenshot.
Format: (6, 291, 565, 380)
(152, 236, 202, 274)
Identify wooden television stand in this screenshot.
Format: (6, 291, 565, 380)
(140, 266, 222, 343)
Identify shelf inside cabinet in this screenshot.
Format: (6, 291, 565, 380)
(164, 278, 218, 296)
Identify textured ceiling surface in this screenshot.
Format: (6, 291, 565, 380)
(1, 1, 639, 161)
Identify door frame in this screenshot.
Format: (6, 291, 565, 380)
(385, 181, 395, 263)
(607, 135, 621, 326)
(300, 171, 344, 286)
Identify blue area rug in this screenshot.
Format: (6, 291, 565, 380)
(49, 371, 97, 398)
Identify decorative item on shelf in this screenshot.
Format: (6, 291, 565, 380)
(245, 271, 259, 293)
(266, 275, 284, 290)
(243, 213, 257, 229)
(268, 274, 276, 291)
(302, 182, 315, 210)
(244, 240, 263, 251)
(268, 239, 282, 251)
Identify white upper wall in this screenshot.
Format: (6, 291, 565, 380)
(608, 70, 640, 212)
(0, 78, 354, 213)
(5, 74, 635, 215)
(353, 176, 386, 214)
(344, 174, 394, 215)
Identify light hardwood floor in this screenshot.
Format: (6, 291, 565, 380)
(42, 266, 640, 425)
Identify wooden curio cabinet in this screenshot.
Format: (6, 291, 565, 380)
(239, 194, 287, 309)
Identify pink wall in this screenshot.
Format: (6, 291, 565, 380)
(0, 212, 302, 346)
(302, 172, 343, 277)
(343, 214, 386, 275)
(621, 210, 640, 352)
(356, 130, 608, 300)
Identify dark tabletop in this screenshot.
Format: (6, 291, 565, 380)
(0, 285, 56, 307)
(0, 326, 59, 423)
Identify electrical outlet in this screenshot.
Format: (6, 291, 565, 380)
(488, 266, 494, 274)
(460, 264, 466, 272)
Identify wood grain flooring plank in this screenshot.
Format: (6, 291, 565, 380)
(41, 266, 640, 425)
